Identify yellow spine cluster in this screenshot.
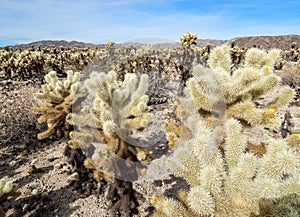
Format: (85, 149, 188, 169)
(33, 70, 85, 139)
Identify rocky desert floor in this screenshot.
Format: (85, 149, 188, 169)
(0, 62, 300, 217)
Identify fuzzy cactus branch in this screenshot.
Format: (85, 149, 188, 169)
(157, 44, 300, 217)
(0, 179, 20, 217)
(154, 118, 300, 217)
(181, 45, 294, 126)
(33, 70, 85, 139)
(180, 31, 198, 48)
(68, 70, 152, 182)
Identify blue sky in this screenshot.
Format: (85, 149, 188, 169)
(0, 0, 299, 46)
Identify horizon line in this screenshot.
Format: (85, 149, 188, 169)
(2, 33, 300, 47)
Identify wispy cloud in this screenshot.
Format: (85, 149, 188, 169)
(0, 0, 299, 46)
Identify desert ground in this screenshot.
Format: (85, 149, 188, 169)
(1, 36, 300, 217)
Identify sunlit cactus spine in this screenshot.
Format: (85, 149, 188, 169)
(153, 119, 300, 217)
(187, 45, 293, 126)
(32, 70, 85, 140)
(105, 41, 115, 49)
(68, 70, 152, 183)
(166, 45, 294, 147)
(155, 44, 300, 217)
(180, 31, 198, 48)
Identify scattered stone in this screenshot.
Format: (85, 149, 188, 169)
(61, 164, 72, 173)
(53, 162, 66, 170)
(8, 160, 17, 167)
(31, 159, 38, 165)
(32, 189, 39, 195)
(42, 192, 49, 197)
(67, 172, 79, 182)
(22, 204, 29, 212)
(27, 164, 38, 174)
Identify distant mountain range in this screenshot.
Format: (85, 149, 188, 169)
(230, 34, 300, 50)
(195, 34, 300, 49)
(9, 40, 105, 49)
(6, 34, 300, 50)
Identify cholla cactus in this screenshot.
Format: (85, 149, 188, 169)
(152, 119, 300, 217)
(33, 70, 85, 139)
(183, 45, 294, 126)
(180, 31, 198, 47)
(229, 42, 247, 70)
(0, 179, 19, 216)
(0, 46, 104, 81)
(286, 133, 300, 152)
(68, 71, 152, 182)
(254, 194, 300, 217)
(166, 45, 293, 146)
(283, 42, 299, 62)
(154, 44, 300, 217)
(0, 179, 19, 201)
(105, 41, 115, 49)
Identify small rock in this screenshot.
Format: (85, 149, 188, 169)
(27, 165, 38, 174)
(22, 204, 29, 211)
(31, 159, 38, 165)
(32, 189, 39, 195)
(67, 172, 79, 182)
(53, 162, 65, 170)
(9, 160, 17, 167)
(42, 192, 48, 197)
(6, 99, 14, 104)
(61, 165, 72, 173)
